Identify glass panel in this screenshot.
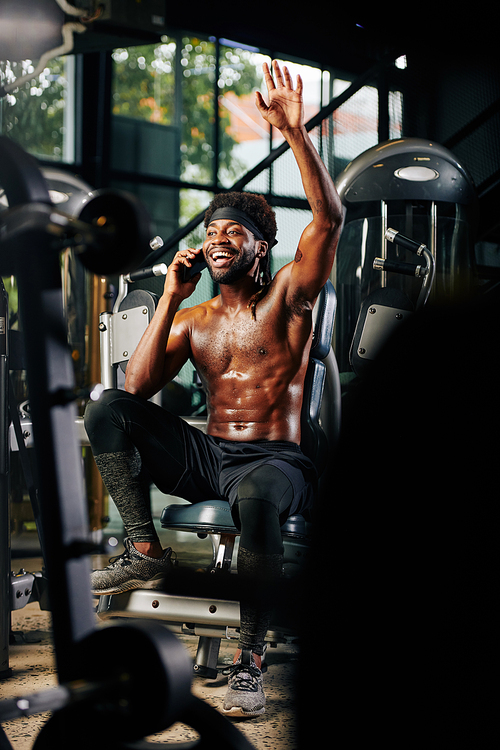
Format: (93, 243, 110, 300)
(180, 188, 212, 228)
(111, 43, 179, 182)
(111, 37, 217, 185)
(271, 126, 325, 198)
(0, 55, 75, 162)
(179, 36, 217, 185)
(331, 83, 379, 174)
(217, 45, 269, 188)
(389, 90, 403, 140)
(243, 165, 270, 194)
(271, 207, 312, 274)
(111, 43, 176, 124)
(111, 40, 176, 125)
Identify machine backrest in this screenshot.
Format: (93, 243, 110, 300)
(300, 279, 341, 481)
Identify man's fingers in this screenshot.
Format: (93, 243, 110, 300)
(255, 90, 268, 114)
(282, 65, 294, 88)
(271, 61, 300, 93)
(175, 248, 197, 267)
(272, 59, 285, 86)
(262, 61, 275, 90)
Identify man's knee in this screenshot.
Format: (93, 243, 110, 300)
(237, 464, 293, 508)
(235, 464, 295, 542)
(84, 388, 119, 432)
(83, 388, 141, 452)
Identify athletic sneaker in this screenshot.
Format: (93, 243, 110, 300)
(223, 650, 265, 717)
(90, 537, 173, 595)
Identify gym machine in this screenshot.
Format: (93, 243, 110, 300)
(332, 136, 477, 376)
(0, 135, 254, 749)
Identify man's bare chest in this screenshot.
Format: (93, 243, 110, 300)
(191, 313, 278, 376)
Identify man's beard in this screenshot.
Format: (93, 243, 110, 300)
(207, 251, 256, 285)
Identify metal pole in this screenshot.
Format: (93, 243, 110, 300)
(0, 134, 96, 684)
(16, 238, 96, 683)
(0, 280, 11, 679)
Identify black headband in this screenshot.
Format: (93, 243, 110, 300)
(209, 207, 277, 247)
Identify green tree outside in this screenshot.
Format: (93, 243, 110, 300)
(0, 56, 70, 160)
(111, 36, 265, 186)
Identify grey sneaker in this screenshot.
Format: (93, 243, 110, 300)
(223, 650, 265, 718)
(91, 538, 173, 595)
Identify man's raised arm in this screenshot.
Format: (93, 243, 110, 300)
(255, 61, 343, 300)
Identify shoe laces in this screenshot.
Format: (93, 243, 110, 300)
(226, 652, 262, 689)
(107, 548, 132, 569)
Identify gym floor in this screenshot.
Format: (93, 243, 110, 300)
(3, 493, 302, 749)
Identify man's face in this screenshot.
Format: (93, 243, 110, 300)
(203, 219, 265, 285)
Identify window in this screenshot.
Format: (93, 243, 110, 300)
(0, 55, 75, 163)
(111, 37, 271, 195)
(217, 42, 270, 188)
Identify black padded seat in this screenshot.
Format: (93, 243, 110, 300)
(160, 499, 311, 540)
(161, 500, 235, 535)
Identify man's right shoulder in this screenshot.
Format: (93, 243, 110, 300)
(173, 296, 219, 329)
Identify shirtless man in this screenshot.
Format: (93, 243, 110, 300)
(84, 61, 343, 717)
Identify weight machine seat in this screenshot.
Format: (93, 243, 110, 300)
(161, 499, 311, 540)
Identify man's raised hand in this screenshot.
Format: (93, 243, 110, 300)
(255, 60, 304, 133)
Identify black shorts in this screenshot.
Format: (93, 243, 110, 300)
(176, 433, 317, 517)
(84, 390, 317, 518)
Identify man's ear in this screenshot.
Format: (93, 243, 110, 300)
(257, 240, 268, 257)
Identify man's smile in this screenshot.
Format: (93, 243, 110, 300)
(209, 248, 237, 267)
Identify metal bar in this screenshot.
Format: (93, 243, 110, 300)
(15, 241, 96, 682)
(0, 280, 10, 679)
(381, 200, 388, 287)
(98, 312, 114, 389)
(98, 589, 241, 628)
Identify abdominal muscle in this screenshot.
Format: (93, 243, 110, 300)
(203, 367, 305, 444)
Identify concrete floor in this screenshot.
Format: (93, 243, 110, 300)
(2, 507, 303, 750)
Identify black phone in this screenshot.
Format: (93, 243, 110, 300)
(182, 254, 207, 282)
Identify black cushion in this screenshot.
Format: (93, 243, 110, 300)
(161, 500, 236, 534)
(161, 500, 311, 540)
(311, 279, 336, 360)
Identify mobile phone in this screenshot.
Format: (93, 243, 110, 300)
(182, 253, 207, 282)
